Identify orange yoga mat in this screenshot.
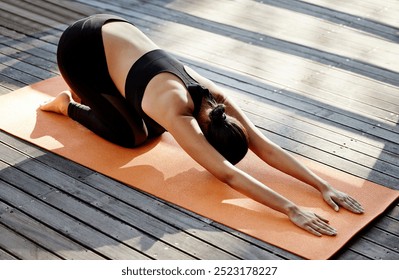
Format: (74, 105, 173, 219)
(1, 76, 398, 259)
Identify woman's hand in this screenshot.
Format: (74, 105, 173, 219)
(321, 186, 364, 214)
(287, 206, 337, 237)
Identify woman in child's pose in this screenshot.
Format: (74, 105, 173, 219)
(41, 14, 364, 236)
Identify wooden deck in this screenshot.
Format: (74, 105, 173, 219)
(0, 0, 398, 260)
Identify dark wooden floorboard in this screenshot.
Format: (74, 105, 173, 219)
(0, 200, 105, 260)
(0, 247, 18, 260)
(0, 172, 150, 260)
(0, 0, 398, 260)
(0, 222, 61, 260)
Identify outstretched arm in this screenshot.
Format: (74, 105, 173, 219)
(224, 96, 363, 214)
(185, 66, 363, 214)
(164, 115, 337, 237)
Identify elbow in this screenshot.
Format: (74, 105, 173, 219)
(216, 167, 252, 198)
(217, 171, 235, 186)
(215, 165, 242, 187)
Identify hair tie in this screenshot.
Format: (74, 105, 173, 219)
(210, 104, 226, 123)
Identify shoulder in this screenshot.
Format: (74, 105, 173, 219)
(142, 74, 195, 127)
(183, 65, 228, 101)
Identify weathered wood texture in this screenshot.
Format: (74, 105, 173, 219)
(0, 0, 398, 259)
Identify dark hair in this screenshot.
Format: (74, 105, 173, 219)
(202, 102, 249, 165)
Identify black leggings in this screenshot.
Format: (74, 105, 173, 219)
(57, 14, 148, 147)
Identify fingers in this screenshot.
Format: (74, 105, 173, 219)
(289, 208, 338, 237)
(314, 213, 329, 223)
(324, 190, 364, 214)
(340, 196, 364, 214)
(305, 226, 322, 237)
(305, 222, 337, 237)
(312, 217, 336, 236)
(332, 195, 364, 214)
(303, 214, 337, 237)
(315, 219, 337, 236)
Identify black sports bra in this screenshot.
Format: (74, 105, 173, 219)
(125, 49, 214, 136)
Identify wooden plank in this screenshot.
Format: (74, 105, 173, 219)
(0, 15, 41, 35)
(0, 223, 61, 260)
(0, 28, 58, 61)
(348, 238, 399, 260)
(45, 0, 101, 16)
(166, 0, 399, 73)
(388, 205, 399, 220)
(136, 0, 399, 87)
(363, 227, 399, 255)
(0, 45, 58, 79)
(0, 248, 18, 260)
(0, 63, 41, 85)
(0, 75, 26, 93)
(0, 178, 149, 260)
(0, 133, 94, 178)
(0, 23, 63, 46)
(335, 249, 369, 260)
(0, 1, 66, 30)
(1, 0, 97, 22)
(1, 32, 58, 56)
(0, 50, 56, 80)
(0, 164, 196, 260)
(302, 0, 399, 28)
(257, 0, 399, 43)
(0, 156, 150, 260)
(0, 200, 105, 260)
(373, 214, 399, 235)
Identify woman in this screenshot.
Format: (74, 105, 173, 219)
(41, 14, 363, 236)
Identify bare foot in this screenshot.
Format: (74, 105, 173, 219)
(40, 91, 73, 116)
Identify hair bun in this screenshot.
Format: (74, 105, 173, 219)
(209, 104, 226, 123)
